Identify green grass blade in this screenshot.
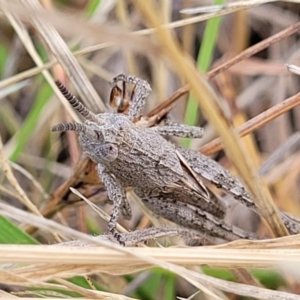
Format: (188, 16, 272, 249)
(0, 44, 8, 78)
(85, 0, 102, 17)
(10, 79, 53, 161)
(0, 215, 38, 244)
(86, 217, 101, 235)
(183, 0, 224, 147)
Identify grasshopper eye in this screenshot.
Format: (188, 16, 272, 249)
(96, 143, 118, 162)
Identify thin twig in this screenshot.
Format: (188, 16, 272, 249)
(0, 135, 41, 216)
(199, 92, 300, 155)
(147, 20, 300, 117)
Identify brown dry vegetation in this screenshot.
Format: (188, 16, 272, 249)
(1, 0, 300, 299)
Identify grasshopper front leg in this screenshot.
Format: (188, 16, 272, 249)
(97, 164, 127, 244)
(150, 123, 204, 139)
(110, 74, 152, 121)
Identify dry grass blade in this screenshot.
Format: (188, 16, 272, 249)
(17, 0, 104, 112)
(179, 0, 275, 14)
(193, 273, 300, 300)
(0, 80, 29, 99)
(0, 61, 56, 89)
(200, 92, 300, 155)
(4, 244, 300, 274)
(2, 202, 300, 299)
(0, 1, 160, 60)
(70, 187, 128, 233)
(215, 234, 300, 249)
(259, 133, 300, 175)
(133, 1, 288, 237)
(206, 21, 300, 78)
(0, 185, 26, 203)
(1, 5, 79, 124)
(3, 245, 300, 299)
(56, 278, 139, 299)
(286, 63, 300, 75)
(149, 20, 300, 116)
(0, 135, 41, 216)
(1, 2, 298, 94)
(9, 161, 48, 199)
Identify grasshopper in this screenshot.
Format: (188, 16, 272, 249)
(52, 75, 299, 245)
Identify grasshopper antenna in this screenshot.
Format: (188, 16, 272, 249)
(55, 80, 101, 124)
(51, 122, 99, 139)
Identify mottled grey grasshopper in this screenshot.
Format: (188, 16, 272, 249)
(52, 74, 300, 245)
